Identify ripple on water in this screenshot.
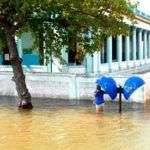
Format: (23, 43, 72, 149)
(0, 97, 150, 150)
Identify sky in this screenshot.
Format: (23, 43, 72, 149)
(137, 0, 150, 14)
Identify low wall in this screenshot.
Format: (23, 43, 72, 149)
(0, 71, 148, 103)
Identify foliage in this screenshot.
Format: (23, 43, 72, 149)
(0, 0, 136, 63)
(23, 48, 33, 54)
(28, 0, 136, 64)
(0, 29, 6, 51)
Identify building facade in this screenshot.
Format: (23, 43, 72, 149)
(0, 9, 149, 102)
(0, 9, 150, 74)
(85, 10, 150, 74)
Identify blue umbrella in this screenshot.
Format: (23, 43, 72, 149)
(96, 76, 118, 100)
(123, 76, 145, 100)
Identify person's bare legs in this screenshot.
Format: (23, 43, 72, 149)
(96, 105, 104, 113)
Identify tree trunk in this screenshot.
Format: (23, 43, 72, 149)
(4, 28, 33, 109)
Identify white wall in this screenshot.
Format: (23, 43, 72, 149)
(0, 71, 147, 103)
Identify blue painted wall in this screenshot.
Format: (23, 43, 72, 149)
(22, 54, 40, 66)
(0, 55, 3, 64)
(0, 54, 39, 66)
(20, 32, 40, 66)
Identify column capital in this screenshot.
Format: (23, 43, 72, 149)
(137, 28, 143, 32)
(117, 34, 122, 37)
(132, 26, 137, 31)
(143, 30, 148, 33)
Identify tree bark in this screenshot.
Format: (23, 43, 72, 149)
(4, 27, 33, 109)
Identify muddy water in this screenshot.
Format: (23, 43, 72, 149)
(0, 97, 150, 150)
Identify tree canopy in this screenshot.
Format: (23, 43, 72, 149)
(27, 0, 136, 64)
(0, 0, 136, 63)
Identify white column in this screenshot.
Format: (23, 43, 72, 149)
(99, 51, 101, 72)
(138, 29, 143, 63)
(59, 46, 68, 73)
(18, 38, 23, 58)
(125, 36, 130, 67)
(107, 36, 112, 72)
(101, 46, 105, 63)
(132, 28, 137, 62)
(147, 32, 150, 59)
(117, 35, 122, 70)
(47, 49, 53, 72)
(143, 30, 148, 62)
(93, 52, 101, 74)
(85, 54, 93, 73)
(15, 36, 23, 58)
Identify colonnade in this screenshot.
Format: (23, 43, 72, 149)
(15, 27, 150, 74)
(86, 27, 150, 74)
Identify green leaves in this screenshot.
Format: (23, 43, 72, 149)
(0, 0, 136, 64)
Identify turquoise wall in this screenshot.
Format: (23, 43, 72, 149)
(20, 32, 40, 66)
(0, 55, 3, 64)
(0, 53, 39, 66)
(22, 54, 39, 66)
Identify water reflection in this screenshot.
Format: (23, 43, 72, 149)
(0, 97, 150, 150)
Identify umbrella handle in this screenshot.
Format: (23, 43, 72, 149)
(119, 91, 122, 113)
(118, 86, 123, 113)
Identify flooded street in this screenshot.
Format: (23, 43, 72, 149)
(0, 97, 150, 150)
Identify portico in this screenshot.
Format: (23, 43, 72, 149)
(0, 9, 149, 75)
(85, 10, 150, 75)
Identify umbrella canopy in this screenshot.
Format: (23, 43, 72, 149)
(123, 76, 145, 100)
(96, 76, 117, 100)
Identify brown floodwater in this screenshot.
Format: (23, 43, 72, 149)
(0, 97, 150, 150)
